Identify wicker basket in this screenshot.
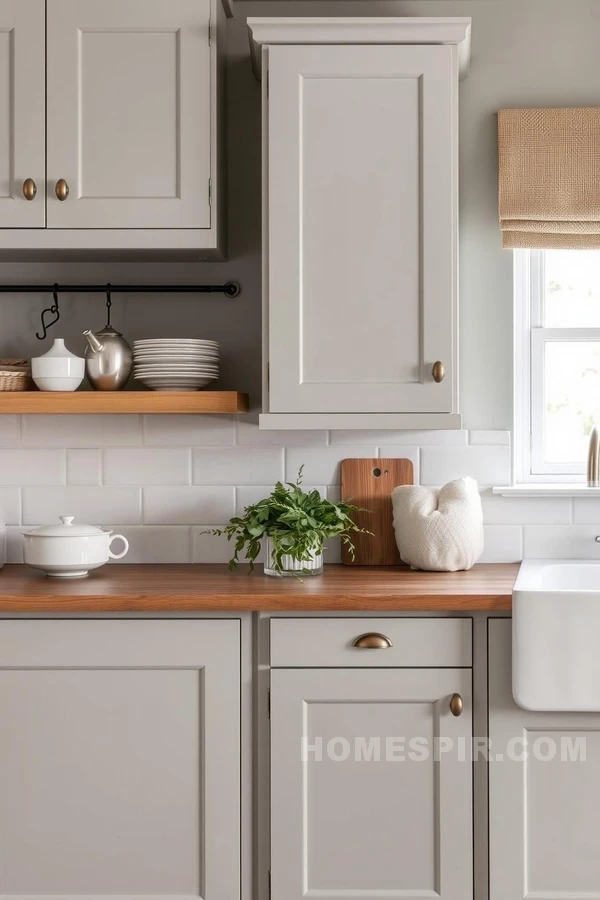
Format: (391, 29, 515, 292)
(0, 371, 33, 391)
(0, 358, 28, 368)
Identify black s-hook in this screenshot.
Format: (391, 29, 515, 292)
(36, 283, 61, 340)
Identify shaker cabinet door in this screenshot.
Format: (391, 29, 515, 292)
(0, 0, 45, 227)
(0, 620, 240, 900)
(46, 0, 211, 229)
(489, 620, 600, 900)
(267, 44, 457, 414)
(271, 667, 472, 900)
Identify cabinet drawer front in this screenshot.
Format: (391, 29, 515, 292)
(270, 617, 471, 667)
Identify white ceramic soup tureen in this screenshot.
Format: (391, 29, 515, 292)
(23, 516, 129, 577)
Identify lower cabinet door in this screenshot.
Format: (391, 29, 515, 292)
(489, 620, 600, 899)
(271, 668, 473, 900)
(0, 619, 240, 900)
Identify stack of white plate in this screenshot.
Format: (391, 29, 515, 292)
(133, 339, 219, 391)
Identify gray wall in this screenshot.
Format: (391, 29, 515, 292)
(3, 0, 600, 431)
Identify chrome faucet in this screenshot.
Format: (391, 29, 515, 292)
(588, 425, 600, 487)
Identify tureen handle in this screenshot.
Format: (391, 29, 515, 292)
(108, 534, 129, 560)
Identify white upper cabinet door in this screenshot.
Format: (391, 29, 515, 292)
(489, 620, 600, 900)
(271, 667, 473, 900)
(267, 44, 457, 414)
(0, 0, 45, 227)
(46, 0, 211, 229)
(0, 620, 240, 900)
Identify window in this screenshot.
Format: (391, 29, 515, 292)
(515, 249, 600, 482)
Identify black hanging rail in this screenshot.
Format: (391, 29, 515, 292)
(0, 281, 241, 298)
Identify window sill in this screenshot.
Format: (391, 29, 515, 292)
(493, 484, 600, 498)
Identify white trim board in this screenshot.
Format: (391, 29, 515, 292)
(248, 17, 472, 79)
(259, 413, 463, 430)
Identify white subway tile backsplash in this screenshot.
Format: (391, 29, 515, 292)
(4, 420, 594, 564)
(286, 447, 377, 485)
(479, 525, 523, 562)
(469, 430, 511, 446)
(330, 429, 468, 447)
(524, 525, 600, 559)
(193, 448, 284, 485)
(6, 526, 24, 562)
(0, 449, 65, 485)
(22, 415, 141, 447)
(420, 445, 510, 487)
(235, 418, 328, 446)
(104, 448, 191, 485)
(327, 485, 341, 502)
(67, 449, 101, 486)
(324, 536, 342, 564)
(572, 499, 600, 524)
(143, 486, 235, 525)
(143, 414, 235, 447)
(481, 490, 571, 525)
(0, 488, 20, 524)
(192, 526, 235, 564)
(108, 526, 191, 564)
(0, 417, 20, 446)
(22, 486, 141, 525)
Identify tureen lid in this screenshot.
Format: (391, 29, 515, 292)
(26, 516, 108, 537)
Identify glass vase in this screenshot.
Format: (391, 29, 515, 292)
(263, 537, 324, 577)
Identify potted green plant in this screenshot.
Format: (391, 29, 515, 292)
(204, 467, 370, 577)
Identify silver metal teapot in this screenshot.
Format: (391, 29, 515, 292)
(83, 325, 133, 391)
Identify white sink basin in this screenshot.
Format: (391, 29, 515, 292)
(513, 559, 600, 711)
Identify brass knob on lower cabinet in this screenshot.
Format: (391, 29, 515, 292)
(450, 693, 463, 717)
(432, 361, 445, 383)
(55, 179, 69, 201)
(22, 178, 37, 200)
(352, 632, 393, 649)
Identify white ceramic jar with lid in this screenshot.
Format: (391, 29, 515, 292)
(23, 516, 129, 577)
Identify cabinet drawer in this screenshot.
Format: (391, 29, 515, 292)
(270, 617, 471, 667)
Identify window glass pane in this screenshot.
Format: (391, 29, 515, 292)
(544, 250, 600, 327)
(544, 341, 600, 463)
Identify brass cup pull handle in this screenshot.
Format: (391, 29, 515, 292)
(352, 632, 393, 649)
(449, 693, 463, 717)
(55, 179, 69, 201)
(432, 361, 445, 383)
(22, 178, 37, 201)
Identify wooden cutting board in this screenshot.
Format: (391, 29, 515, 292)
(340, 458, 414, 565)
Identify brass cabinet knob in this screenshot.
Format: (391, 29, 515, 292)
(22, 178, 37, 201)
(432, 361, 445, 383)
(352, 632, 393, 649)
(449, 693, 463, 716)
(55, 179, 69, 201)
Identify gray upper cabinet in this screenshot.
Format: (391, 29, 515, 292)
(271, 666, 473, 900)
(0, 0, 226, 258)
(0, 0, 45, 227)
(0, 620, 241, 900)
(249, 18, 471, 431)
(489, 620, 600, 900)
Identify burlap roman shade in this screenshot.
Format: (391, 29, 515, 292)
(498, 107, 600, 249)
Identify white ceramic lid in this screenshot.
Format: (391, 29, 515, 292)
(26, 515, 108, 538)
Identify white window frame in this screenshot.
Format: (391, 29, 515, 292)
(514, 248, 600, 483)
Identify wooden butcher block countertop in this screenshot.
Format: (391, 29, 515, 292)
(0, 564, 518, 611)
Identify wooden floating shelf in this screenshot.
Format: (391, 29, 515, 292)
(0, 391, 249, 415)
